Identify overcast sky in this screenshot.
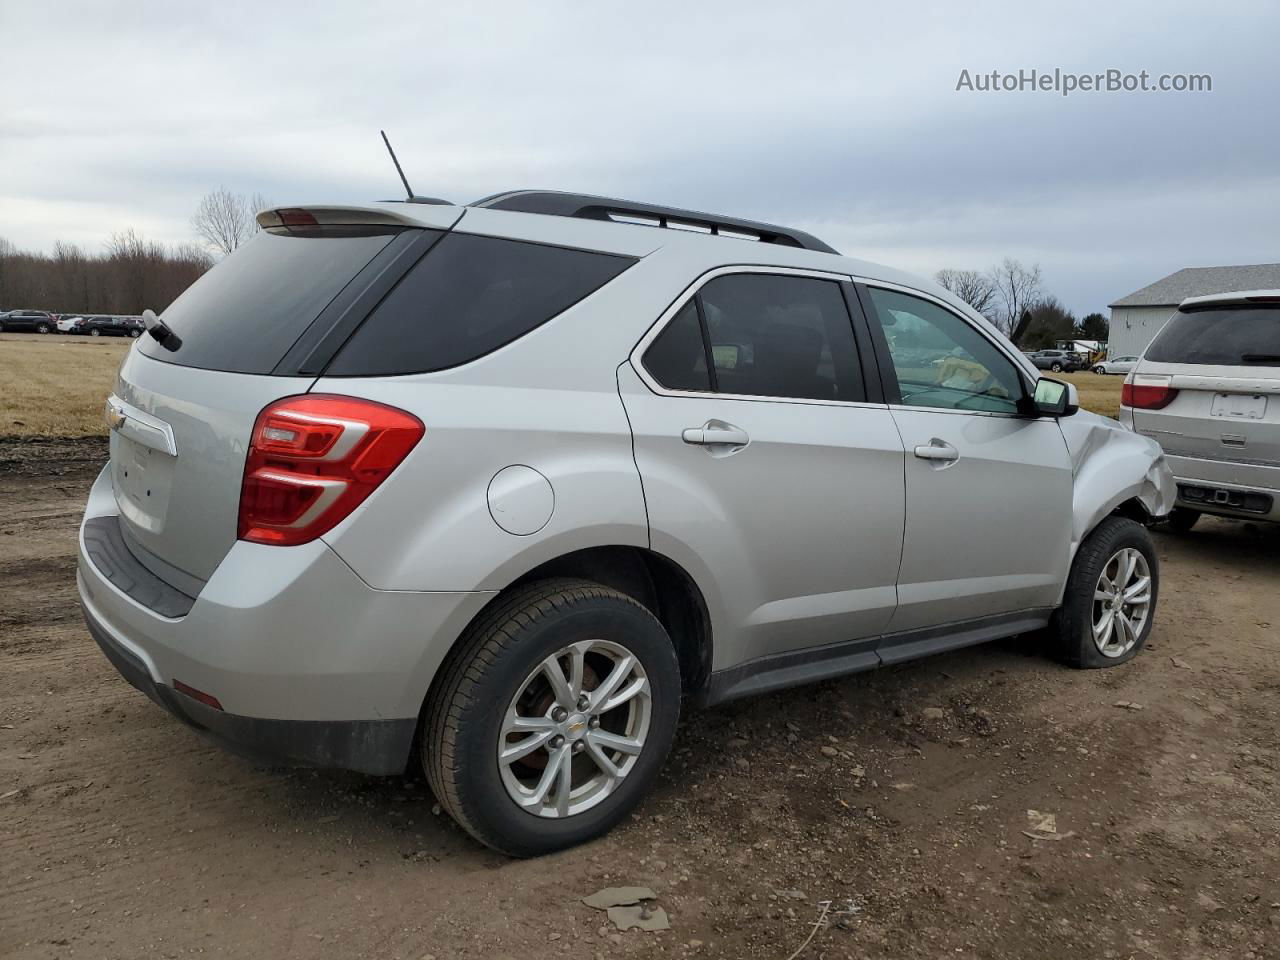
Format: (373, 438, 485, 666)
(3, 0, 1277, 314)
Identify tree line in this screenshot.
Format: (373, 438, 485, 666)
(933, 258, 1108, 349)
(0, 232, 213, 317)
(0, 188, 268, 317)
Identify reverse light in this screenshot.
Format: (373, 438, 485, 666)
(238, 395, 424, 546)
(1121, 374, 1179, 410)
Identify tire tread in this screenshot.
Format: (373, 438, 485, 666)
(423, 577, 661, 855)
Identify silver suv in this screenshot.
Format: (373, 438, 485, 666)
(1120, 290, 1280, 530)
(78, 191, 1173, 855)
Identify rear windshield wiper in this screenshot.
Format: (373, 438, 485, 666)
(1241, 354, 1280, 364)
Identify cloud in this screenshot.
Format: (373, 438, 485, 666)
(2, 0, 1276, 312)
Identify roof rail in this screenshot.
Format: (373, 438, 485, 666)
(469, 190, 838, 254)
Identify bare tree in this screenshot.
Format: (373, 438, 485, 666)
(0, 232, 211, 315)
(934, 268, 996, 317)
(190, 187, 260, 256)
(987, 258, 1043, 335)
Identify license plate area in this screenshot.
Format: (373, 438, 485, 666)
(111, 434, 176, 534)
(1210, 393, 1267, 419)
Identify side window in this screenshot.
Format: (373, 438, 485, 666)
(699, 274, 864, 402)
(866, 287, 1024, 414)
(643, 301, 711, 392)
(327, 233, 635, 376)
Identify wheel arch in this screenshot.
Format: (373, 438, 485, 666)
(424, 545, 714, 713)
(504, 545, 714, 697)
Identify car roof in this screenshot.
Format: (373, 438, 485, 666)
(262, 199, 971, 311)
(257, 196, 1032, 376)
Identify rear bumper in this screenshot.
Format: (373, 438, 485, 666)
(77, 465, 495, 773)
(83, 602, 416, 774)
(1164, 453, 1280, 522)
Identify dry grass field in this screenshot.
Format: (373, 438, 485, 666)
(0, 333, 131, 436)
(1060, 369, 1123, 419)
(0, 333, 1126, 440)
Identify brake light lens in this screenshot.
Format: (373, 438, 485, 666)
(238, 395, 423, 546)
(1121, 374, 1179, 410)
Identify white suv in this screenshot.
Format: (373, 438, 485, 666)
(78, 191, 1173, 855)
(1120, 291, 1280, 529)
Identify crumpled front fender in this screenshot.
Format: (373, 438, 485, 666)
(1060, 411, 1176, 552)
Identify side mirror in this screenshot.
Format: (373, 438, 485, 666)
(1032, 377, 1079, 417)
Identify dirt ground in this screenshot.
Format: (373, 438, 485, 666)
(2, 438, 1278, 960)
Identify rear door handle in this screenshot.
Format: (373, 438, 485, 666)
(913, 439, 959, 462)
(682, 421, 750, 447)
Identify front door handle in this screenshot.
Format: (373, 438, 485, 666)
(682, 421, 750, 448)
(913, 439, 959, 462)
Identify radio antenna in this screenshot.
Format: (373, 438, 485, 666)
(381, 130, 415, 200)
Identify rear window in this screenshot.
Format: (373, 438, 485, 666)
(138, 226, 401, 374)
(1145, 307, 1280, 365)
(325, 233, 635, 376)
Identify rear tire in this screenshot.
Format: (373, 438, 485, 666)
(1166, 507, 1201, 532)
(1052, 517, 1158, 669)
(128, 329, 141, 338)
(89, 328, 101, 337)
(423, 578, 681, 857)
(1051, 362, 1063, 372)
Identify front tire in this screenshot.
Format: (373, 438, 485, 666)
(424, 579, 681, 857)
(1051, 362, 1063, 372)
(89, 328, 101, 337)
(36, 322, 51, 334)
(1093, 365, 1106, 375)
(1052, 517, 1158, 669)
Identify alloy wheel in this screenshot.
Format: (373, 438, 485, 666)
(498, 638, 651, 818)
(1092, 547, 1152, 658)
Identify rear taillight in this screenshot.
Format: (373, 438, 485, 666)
(1121, 374, 1179, 410)
(238, 395, 423, 546)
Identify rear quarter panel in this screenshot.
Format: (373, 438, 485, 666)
(310, 252, 691, 592)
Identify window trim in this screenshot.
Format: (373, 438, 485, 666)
(854, 278, 1041, 420)
(631, 265, 881, 409)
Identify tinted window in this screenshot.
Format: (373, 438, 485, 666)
(698, 274, 864, 402)
(867, 287, 1023, 413)
(643, 301, 711, 392)
(328, 233, 635, 376)
(1145, 307, 1280, 365)
(138, 226, 401, 374)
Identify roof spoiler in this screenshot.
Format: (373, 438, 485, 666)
(1179, 289, 1280, 310)
(255, 205, 434, 229)
(470, 190, 839, 254)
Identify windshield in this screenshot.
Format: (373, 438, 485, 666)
(1145, 306, 1280, 365)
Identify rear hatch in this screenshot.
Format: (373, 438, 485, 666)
(1130, 304, 1280, 468)
(109, 207, 459, 587)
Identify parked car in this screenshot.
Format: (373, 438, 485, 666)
(0, 309, 55, 333)
(1121, 291, 1279, 530)
(56, 315, 86, 333)
(79, 192, 1173, 856)
(1027, 349, 1083, 373)
(1093, 355, 1138, 375)
(78, 315, 143, 337)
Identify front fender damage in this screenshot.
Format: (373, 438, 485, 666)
(1059, 411, 1175, 552)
